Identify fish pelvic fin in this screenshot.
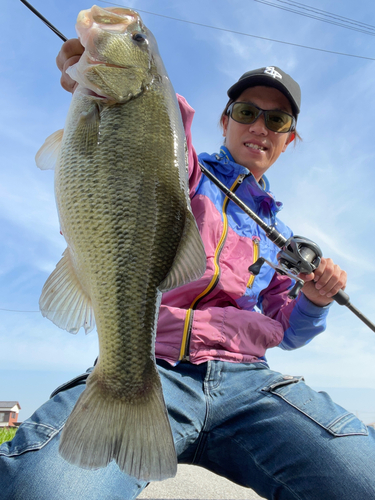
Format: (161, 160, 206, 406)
(59, 368, 178, 481)
(35, 129, 64, 170)
(39, 248, 95, 334)
(159, 211, 206, 292)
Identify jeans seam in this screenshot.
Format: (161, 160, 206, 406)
(203, 361, 222, 391)
(21, 422, 59, 433)
(223, 432, 303, 500)
(191, 370, 212, 465)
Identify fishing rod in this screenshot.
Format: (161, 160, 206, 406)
(20, 0, 68, 42)
(19, 0, 375, 333)
(199, 163, 375, 333)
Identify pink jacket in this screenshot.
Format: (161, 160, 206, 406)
(155, 95, 330, 366)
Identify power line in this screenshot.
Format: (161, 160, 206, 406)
(97, 0, 375, 61)
(0, 308, 40, 313)
(254, 0, 375, 36)
(275, 0, 375, 31)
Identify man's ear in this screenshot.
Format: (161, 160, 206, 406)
(282, 131, 295, 152)
(288, 132, 296, 143)
(222, 115, 229, 137)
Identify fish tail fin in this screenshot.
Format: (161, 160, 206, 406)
(59, 368, 177, 481)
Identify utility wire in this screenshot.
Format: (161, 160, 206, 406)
(254, 0, 375, 36)
(0, 308, 40, 313)
(97, 0, 375, 61)
(274, 0, 375, 31)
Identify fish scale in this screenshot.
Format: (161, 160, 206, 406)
(36, 5, 206, 480)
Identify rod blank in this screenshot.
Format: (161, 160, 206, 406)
(20, 0, 68, 42)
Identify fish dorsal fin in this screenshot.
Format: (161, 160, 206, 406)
(35, 129, 64, 170)
(159, 211, 206, 292)
(39, 248, 95, 334)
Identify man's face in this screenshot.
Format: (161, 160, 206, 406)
(222, 86, 295, 181)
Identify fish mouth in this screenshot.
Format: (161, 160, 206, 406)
(77, 6, 142, 45)
(85, 88, 107, 99)
(86, 57, 130, 71)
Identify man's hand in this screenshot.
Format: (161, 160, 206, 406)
(56, 38, 84, 93)
(300, 257, 347, 307)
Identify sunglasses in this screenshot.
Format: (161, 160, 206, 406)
(227, 102, 296, 133)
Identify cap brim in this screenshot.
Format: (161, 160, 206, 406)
(227, 75, 300, 116)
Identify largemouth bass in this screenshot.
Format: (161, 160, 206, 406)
(36, 5, 206, 481)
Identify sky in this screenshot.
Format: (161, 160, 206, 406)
(1, 0, 375, 424)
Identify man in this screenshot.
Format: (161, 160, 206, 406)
(1, 39, 374, 500)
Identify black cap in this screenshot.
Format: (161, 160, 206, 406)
(227, 66, 301, 117)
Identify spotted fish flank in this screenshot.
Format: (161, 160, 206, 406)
(36, 5, 206, 481)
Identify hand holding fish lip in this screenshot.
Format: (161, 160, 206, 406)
(56, 38, 84, 93)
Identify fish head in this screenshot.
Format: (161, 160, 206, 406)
(67, 5, 161, 103)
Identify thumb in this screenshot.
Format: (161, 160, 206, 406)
(299, 271, 314, 282)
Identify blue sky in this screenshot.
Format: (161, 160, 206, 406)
(1, 0, 375, 423)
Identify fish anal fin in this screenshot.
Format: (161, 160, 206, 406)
(35, 129, 64, 171)
(59, 367, 177, 481)
(159, 211, 206, 292)
(39, 248, 95, 334)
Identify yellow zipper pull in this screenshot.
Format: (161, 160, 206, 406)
(247, 236, 260, 288)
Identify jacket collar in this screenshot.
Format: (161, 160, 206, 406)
(218, 146, 271, 192)
(198, 146, 283, 215)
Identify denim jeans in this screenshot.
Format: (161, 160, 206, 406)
(1, 360, 375, 500)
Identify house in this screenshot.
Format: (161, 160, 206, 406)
(0, 401, 21, 427)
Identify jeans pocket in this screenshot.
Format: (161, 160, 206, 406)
(262, 375, 368, 437)
(0, 371, 92, 458)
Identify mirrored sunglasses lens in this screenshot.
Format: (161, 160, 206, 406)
(265, 111, 293, 132)
(231, 103, 259, 124)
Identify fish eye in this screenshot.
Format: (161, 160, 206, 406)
(132, 32, 147, 43)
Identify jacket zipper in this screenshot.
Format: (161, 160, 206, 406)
(247, 236, 260, 288)
(179, 172, 246, 361)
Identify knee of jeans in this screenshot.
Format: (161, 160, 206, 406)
(0, 375, 88, 459)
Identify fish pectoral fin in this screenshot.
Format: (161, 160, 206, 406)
(159, 211, 206, 292)
(75, 102, 101, 151)
(35, 129, 64, 170)
(39, 248, 95, 334)
(59, 367, 178, 481)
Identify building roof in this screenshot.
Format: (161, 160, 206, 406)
(0, 401, 21, 410)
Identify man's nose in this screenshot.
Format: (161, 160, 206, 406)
(248, 112, 268, 135)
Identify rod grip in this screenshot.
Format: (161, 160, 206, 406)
(332, 289, 350, 306)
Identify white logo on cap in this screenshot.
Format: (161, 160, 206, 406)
(264, 67, 282, 79)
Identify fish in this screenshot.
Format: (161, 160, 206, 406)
(35, 5, 206, 481)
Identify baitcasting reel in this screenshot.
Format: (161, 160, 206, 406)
(249, 236, 323, 299)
